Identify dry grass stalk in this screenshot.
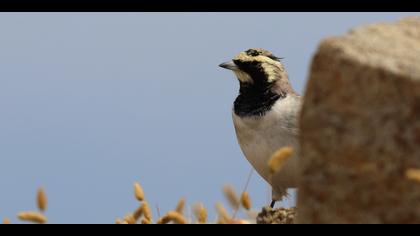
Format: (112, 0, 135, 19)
(134, 182, 145, 202)
(156, 205, 161, 218)
(268, 147, 294, 174)
(406, 168, 420, 182)
(17, 211, 47, 224)
(115, 218, 123, 224)
(175, 198, 186, 215)
(223, 185, 240, 209)
(3, 218, 10, 224)
(215, 202, 231, 224)
(37, 188, 47, 212)
(240, 192, 252, 210)
(193, 203, 207, 224)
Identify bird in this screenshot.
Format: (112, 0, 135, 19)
(219, 48, 301, 208)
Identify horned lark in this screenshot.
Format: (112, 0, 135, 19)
(219, 48, 301, 208)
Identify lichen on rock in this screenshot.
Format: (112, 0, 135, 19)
(257, 207, 296, 224)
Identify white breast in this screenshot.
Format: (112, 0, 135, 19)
(232, 95, 301, 199)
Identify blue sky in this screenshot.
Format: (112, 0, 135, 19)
(0, 13, 417, 223)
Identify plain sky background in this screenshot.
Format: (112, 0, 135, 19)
(0, 12, 417, 224)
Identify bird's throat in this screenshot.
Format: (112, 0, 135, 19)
(234, 84, 285, 117)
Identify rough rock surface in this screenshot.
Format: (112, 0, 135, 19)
(257, 207, 296, 224)
(297, 17, 420, 224)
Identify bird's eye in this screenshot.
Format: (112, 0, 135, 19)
(246, 49, 260, 57)
(232, 59, 241, 65)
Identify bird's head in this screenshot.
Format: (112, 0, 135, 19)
(220, 48, 297, 117)
(219, 48, 287, 86)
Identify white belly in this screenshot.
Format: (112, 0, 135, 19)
(232, 96, 301, 198)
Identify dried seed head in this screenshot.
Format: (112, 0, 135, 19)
(215, 202, 231, 223)
(223, 185, 240, 209)
(229, 219, 251, 224)
(193, 203, 207, 224)
(17, 212, 47, 224)
(268, 147, 294, 174)
(166, 211, 187, 224)
(216, 219, 226, 224)
(133, 205, 144, 221)
(3, 218, 10, 224)
(406, 168, 420, 182)
(156, 215, 171, 224)
(141, 218, 152, 224)
(142, 201, 153, 222)
(156, 215, 170, 225)
(157, 211, 188, 224)
(37, 187, 47, 212)
(240, 192, 252, 210)
(124, 213, 136, 224)
(134, 182, 145, 202)
(175, 198, 186, 215)
(115, 218, 123, 224)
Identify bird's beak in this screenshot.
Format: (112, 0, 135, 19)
(219, 61, 238, 71)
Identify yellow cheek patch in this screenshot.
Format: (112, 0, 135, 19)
(234, 70, 253, 83)
(261, 61, 286, 83)
(232, 50, 287, 83)
(233, 52, 286, 83)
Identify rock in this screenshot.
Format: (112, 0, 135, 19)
(256, 207, 296, 224)
(297, 16, 420, 224)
